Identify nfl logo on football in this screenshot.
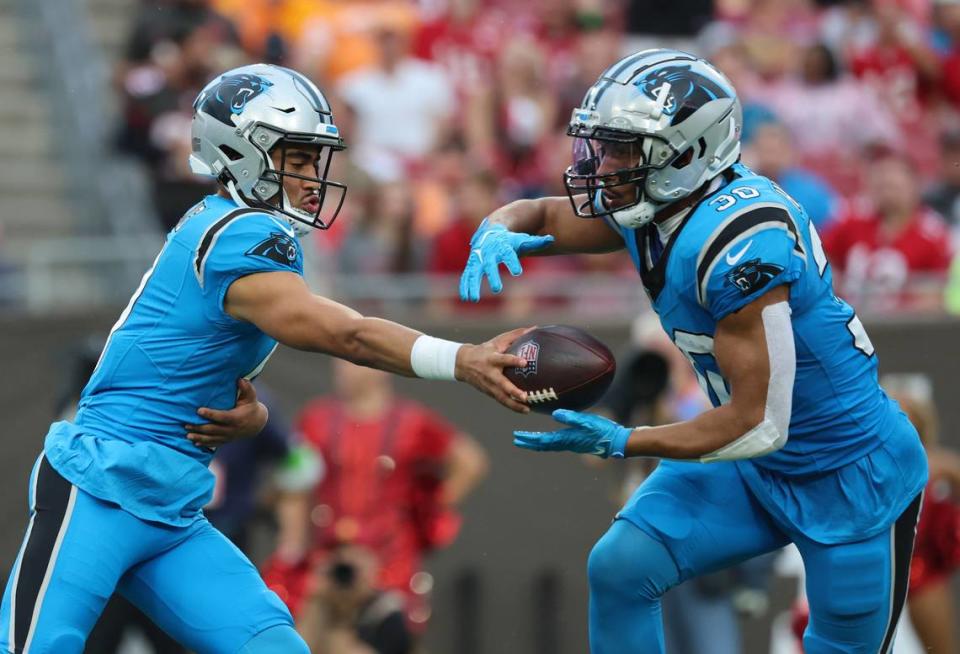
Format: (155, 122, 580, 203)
(516, 341, 540, 377)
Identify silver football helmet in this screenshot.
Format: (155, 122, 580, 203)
(564, 49, 742, 229)
(189, 63, 347, 234)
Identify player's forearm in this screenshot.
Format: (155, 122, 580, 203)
(331, 316, 423, 376)
(487, 198, 552, 236)
(623, 403, 764, 460)
(488, 197, 584, 255)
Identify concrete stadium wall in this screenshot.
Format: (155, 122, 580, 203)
(1, 312, 958, 653)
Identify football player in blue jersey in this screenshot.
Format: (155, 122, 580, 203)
(0, 64, 532, 654)
(460, 49, 928, 653)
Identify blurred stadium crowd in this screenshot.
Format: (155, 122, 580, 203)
(3, 2, 960, 652)
(108, 0, 960, 315)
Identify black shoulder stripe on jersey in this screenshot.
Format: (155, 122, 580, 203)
(696, 204, 803, 306)
(194, 208, 261, 287)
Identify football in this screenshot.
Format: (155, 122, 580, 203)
(505, 325, 616, 414)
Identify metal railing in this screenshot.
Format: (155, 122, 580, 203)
(0, 236, 954, 323)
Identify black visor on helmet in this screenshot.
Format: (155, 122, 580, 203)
(563, 125, 677, 220)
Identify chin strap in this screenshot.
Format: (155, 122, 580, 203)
(280, 188, 313, 237)
(611, 174, 726, 230)
(225, 179, 311, 237)
(612, 200, 659, 229)
(225, 179, 249, 210)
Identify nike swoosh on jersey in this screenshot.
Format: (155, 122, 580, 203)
(725, 240, 753, 266)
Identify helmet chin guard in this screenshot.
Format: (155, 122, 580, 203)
(611, 198, 658, 229)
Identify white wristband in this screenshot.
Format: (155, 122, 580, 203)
(410, 335, 463, 380)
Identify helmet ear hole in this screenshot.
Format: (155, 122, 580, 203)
(671, 148, 694, 170)
(220, 145, 245, 162)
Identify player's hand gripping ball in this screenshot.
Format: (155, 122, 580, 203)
(504, 325, 616, 414)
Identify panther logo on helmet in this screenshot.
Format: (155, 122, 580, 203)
(634, 64, 731, 123)
(195, 74, 274, 126)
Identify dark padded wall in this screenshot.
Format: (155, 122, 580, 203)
(1, 313, 957, 653)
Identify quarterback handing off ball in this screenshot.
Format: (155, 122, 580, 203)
(505, 325, 616, 414)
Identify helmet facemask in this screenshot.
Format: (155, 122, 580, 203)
(222, 124, 347, 235)
(563, 126, 683, 229)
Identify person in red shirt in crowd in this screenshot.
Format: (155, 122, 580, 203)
(821, 152, 953, 310)
(263, 359, 489, 633)
(429, 168, 539, 314)
(939, 0, 960, 108)
(792, 374, 960, 654)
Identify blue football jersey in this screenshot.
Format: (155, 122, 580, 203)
(607, 163, 927, 541)
(44, 195, 303, 526)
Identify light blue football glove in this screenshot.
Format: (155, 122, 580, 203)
(459, 219, 555, 302)
(513, 409, 633, 459)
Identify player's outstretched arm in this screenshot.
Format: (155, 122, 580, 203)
(514, 286, 794, 460)
(487, 196, 624, 255)
(624, 285, 793, 460)
(225, 271, 532, 413)
(460, 196, 623, 302)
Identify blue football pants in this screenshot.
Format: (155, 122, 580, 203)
(588, 461, 921, 654)
(0, 455, 303, 654)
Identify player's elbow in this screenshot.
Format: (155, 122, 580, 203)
(330, 318, 365, 362)
(330, 316, 379, 366)
(701, 409, 789, 463)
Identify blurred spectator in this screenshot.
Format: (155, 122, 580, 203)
(742, 120, 840, 229)
(467, 35, 559, 196)
(760, 43, 899, 193)
(109, 0, 960, 316)
(337, 22, 455, 180)
(292, 2, 419, 83)
(122, 0, 238, 67)
(297, 545, 413, 654)
(845, 0, 942, 176)
(822, 153, 952, 308)
(924, 130, 960, 227)
(117, 14, 243, 229)
(847, 0, 940, 112)
(427, 168, 537, 314)
(413, 0, 507, 97)
(554, 23, 624, 120)
(939, 0, 960, 106)
(625, 0, 712, 46)
(338, 181, 423, 276)
(263, 360, 488, 633)
(427, 168, 497, 277)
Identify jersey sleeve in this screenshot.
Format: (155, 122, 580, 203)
(697, 204, 806, 320)
(194, 211, 304, 316)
